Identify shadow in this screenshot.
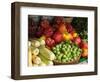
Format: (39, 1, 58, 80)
(7, 75, 11, 79)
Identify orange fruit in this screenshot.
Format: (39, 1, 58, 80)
(73, 32, 78, 38)
(58, 24, 67, 33)
(81, 48, 88, 57)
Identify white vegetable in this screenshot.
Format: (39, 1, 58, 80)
(28, 48, 32, 66)
(28, 41, 31, 47)
(38, 39, 45, 45)
(31, 47, 39, 56)
(32, 56, 41, 64)
(31, 40, 40, 47)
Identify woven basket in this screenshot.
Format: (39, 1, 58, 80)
(53, 55, 81, 65)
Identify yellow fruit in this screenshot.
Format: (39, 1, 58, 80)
(63, 33, 72, 40)
(81, 48, 88, 57)
(73, 33, 78, 38)
(81, 53, 88, 58)
(83, 48, 88, 54)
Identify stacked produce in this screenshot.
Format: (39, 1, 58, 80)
(52, 41, 82, 64)
(28, 16, 88, 66)
(28, 38, 55, 67)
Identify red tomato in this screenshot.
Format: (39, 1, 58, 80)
(45, 38, 55, 48)
(52, 31, 63, 43)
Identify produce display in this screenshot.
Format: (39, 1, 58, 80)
(52, 41, 82, 64)
(28, 16, 88, 66)
(28, 38, 55, 66)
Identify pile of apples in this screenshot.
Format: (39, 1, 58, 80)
(31, 17, 88, 58)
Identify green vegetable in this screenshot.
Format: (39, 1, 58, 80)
(56, 51, 60, 55)
(53, 47, 56, 50)
(79, 58, 87, 62)
(62, 59, 66, 63)
(52, 40, 82, 63)
(53, 50, 57, 54)
(62, 54, 65, 58)
(57, 54, 63, 61)
(31, 40, 40, 47)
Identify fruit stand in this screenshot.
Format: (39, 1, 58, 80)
(28, 16, 88, 67)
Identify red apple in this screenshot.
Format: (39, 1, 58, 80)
(52, 31, 63, 43)
(45, 38, 55, 48)
(80, 41, 88, 49)
(74, 37, 82, 45)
